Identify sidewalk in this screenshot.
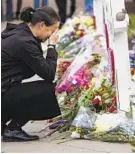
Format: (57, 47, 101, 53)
(1, 121, 132, 153)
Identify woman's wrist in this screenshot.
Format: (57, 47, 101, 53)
(48, 44, 56, 49)
(48, 39, 56, 46)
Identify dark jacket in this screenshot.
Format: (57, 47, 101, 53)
(1, 23, 58, 93)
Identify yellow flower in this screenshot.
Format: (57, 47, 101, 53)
(76, 30, 81, 36)
(102, 93, 110, 100)
(84, 17, 94, 27)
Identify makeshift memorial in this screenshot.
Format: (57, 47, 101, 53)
(45, 13, 135, 145)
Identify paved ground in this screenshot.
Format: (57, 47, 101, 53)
(1, 121, 132, 153)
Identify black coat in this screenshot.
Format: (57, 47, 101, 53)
(1, 23, 57, 93)
(1, 23, 61, 122)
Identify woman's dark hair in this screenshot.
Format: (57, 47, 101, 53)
(20, 6, 60, 26)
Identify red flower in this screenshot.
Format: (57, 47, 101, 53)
(85, 84, 89, 90)
(108, 106, 116, 113)
(131, 69, 135, 75)
(112, 97, 117, 104)
(80, 32, 84, 37)
(65, 102, 72, 106)
(74, 26, 78, 31)
(92, 98, 100, 105)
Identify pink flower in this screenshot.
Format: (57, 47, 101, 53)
(108, 106, 117, 113)
(92, 98, 100, 105)
(66, 88, 72, 93)
(56, 87, 62, 93)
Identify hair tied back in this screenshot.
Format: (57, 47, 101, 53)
(20, 7, 36, 23)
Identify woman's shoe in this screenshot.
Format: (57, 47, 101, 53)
(2, 127, 39, 142)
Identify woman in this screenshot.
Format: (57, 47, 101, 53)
(1, 6, 61, 142)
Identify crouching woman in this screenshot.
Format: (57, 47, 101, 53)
(1, 6, 61, 142)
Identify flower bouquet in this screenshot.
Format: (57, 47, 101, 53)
(52, 35, 109, 132)
(57, 15, 95, 59)
(56, 34, 107, 91)
(77, 79, 117, 114)
(71, 112, 135, 144)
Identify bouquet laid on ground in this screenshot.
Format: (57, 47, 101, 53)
(51, 34, 118, 135)
(56, 33, 115, 113)
(73, 112, 135, 143)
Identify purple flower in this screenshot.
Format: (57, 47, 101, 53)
(66, 88, 72, 93)
(56, 87, 62, 93)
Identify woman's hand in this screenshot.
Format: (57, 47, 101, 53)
(48, 29, 59, 45)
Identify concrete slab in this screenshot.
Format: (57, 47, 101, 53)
(1, 121, 132, 153)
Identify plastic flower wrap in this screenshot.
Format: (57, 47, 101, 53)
(94, 112, 135, 136)
(71, 106, 97, 129)
(56, 34, 107, 94)
(58, 33, 94, 59)
(56, 34, 116, 112)
(57, 15, 95, 59)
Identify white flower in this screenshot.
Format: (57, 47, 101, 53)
(95, 95, 102, 101)
(132, 75, 135, 81)
(58, 97, 65, 103)
(105, 99, 111, 104)
(89, 55, 94, 61)
(72, 79, 77, 85)
(71, 131, 81, 139)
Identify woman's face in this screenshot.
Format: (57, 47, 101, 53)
(36, 21, 60, 42)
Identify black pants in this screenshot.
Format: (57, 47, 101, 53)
(16, 0, 22, 17)
(55, 0, 76, 24)
(69, 0, 76, 17)
(1, 81, 61, 126)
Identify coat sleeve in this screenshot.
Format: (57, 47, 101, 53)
(19, 40, 58, 82)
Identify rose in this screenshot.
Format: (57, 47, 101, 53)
(108, 106, 117, 113)
(112, 96, 117, 105)
(92, 98, 100, 105)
